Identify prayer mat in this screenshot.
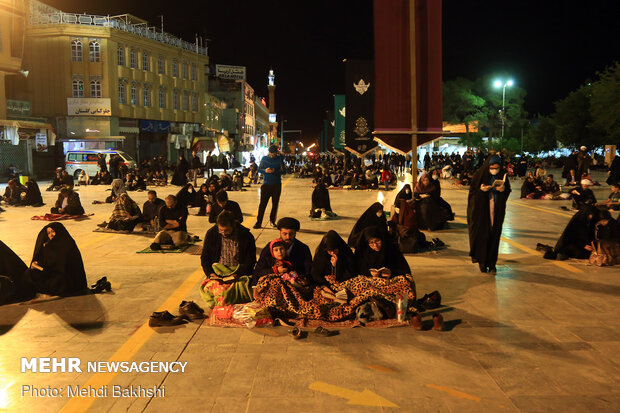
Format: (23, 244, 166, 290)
(137, 244, 191, 254)
(208, 315, 407, 329)
(93, 228, 155, 236)
(31, 213, 94, 221)
(185, 245, 203, 255)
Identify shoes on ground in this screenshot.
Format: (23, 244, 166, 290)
(148, 310, 188, 327)
(253, 222, 261, 229)
(90, 276, 111, 293)
(432, 313, 444, 331)
(179, 300, 205, 320)
(269, 222, 277, 228)
(150, 242, 161, 250)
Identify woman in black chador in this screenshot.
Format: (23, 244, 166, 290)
(0, 241, 36, 304)
(171, 155, 189, 186)
(311, 179, 334, 215)
(347, 202, 387, 250)
(467, 155, 511, 274)
(311, 230, 355, 286)
(22, 222, 89, 297)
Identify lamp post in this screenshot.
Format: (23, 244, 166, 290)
(493, 79, 514, 144)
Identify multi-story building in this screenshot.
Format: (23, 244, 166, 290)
(0, 0, 55, 179)
(209, 76, 257, 160)
(254, 95, 269, 151)
(9, 0, 209, 169)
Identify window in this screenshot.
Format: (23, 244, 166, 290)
(181, 61, 188, 79)
(89, 40, 100, 62)
(173, 90, 180, 110)
(72, 79, 84, 97)
(191, 93, 198, 112)
(144, 87, 151, 107)
(157, 56, 165, 74)
(131, 84, 138, 105)
(86, 154, 99, 162)
(90, 79, 101, 98)
(182, 91, 189, 111)
(159, 88, 166, 108)
(142, 52, 150, 71)
(71, 39, 82, 62)
(118, 83, 126, 104)
(191, 63, 197, 81)
(130, 49, 138, 69)
(172, 59, 179, 77)
(117, 45, 125, 66)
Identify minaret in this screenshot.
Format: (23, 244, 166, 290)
(267, 68, 275, 113)
(267, 68, 278, 145)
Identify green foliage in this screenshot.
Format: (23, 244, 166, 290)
(525, 115, 557, 153)
(443, 78, 487, 147)
(590, 62, 620, 144)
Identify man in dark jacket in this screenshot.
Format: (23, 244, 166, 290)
(97, 153, 108, 173)
(201, 210, 256, 278)
(190, 150, 203, 187)
(61, 170, 74, 189)
(251, 217, 312, 286)
(254, 145, 286, 228)
(142, 190, 165, 229)
(209, 190, 243, 223)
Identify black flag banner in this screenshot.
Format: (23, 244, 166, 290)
(345, 59, 376, 155)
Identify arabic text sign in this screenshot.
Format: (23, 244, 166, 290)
(6, 100, 32, 117)
(216, 64, 247, 80)
(35, 133, 48, 152)
(67, 98, 112, 117)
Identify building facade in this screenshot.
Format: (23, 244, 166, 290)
(12, 0, 209, 168)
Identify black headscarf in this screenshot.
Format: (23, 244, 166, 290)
(394, 184, 413, 206)
(554, 205, 600, 258)
(31, 222, 88, 296)
(171, 156, 190, 186)
(467, 156, 512, 266)
(354, 226, 410, 277)
(348, 202, 387, 249)
(176, 184, 196, 208)
(311, 230, 354, 285)
(24, 180, 43, 206)
(311, 181, 332, 211)
(0, 240, 35, 303)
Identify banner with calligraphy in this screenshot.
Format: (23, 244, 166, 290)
(333, 95, 345, 149)
(67, 98, 112, 117)
(345, 59, 376, 154)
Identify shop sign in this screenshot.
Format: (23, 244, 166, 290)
(139, 120, 170, 133)
(67, 98, 111, 116)
(6, 100, 32, 117)
(216, 64, 246, 80)
(35, 133, 48, 152)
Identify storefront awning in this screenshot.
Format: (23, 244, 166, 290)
(192, 136, 216, 152)
(0, 119, 54, 130)
(217, 135, 231, 153)
(58, 136, 125, 141)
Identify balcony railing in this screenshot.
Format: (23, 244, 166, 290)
(28, 12, 208, 57)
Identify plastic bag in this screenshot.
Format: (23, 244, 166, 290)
(232, 302, 273, 328)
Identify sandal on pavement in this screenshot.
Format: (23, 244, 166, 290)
(179, 300, 205, 320)
(314, 326, 339, 337)
(288, 327, 307, 339)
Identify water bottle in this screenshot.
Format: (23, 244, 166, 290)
(396, 294, 407, 322)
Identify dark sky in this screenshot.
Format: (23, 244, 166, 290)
(46, 0, 619, 143)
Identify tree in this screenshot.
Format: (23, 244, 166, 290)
(522, 115, 556, 153)
(443, 77, 487, 148)
(553, 85, 605, 148)
(473, 74, 528, 150)
(590, 62, 620, 144)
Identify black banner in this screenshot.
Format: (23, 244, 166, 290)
(345, 59, 376, 154)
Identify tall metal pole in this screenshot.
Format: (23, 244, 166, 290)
(409, 0, 418, 185)
(501, 83, 506, 143)
(280, 118, 285, 149)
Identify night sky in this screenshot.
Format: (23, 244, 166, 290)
(46, 0, 619, 143)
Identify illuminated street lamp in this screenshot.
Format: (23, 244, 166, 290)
(494, 79, 514, 142)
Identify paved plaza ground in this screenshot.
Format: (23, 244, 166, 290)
(1, 171, 619, 413)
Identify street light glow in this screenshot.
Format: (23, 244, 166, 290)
(507, 80, 514, 87)
(493, 80, 502, 88)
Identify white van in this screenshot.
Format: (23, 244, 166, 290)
(65, 150, 136, 178)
